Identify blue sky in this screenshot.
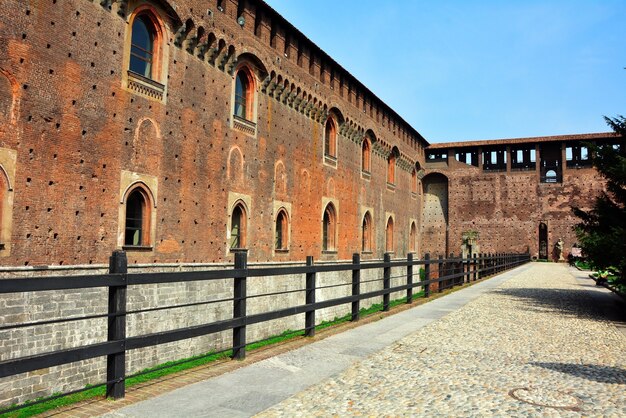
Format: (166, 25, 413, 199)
(265, 0, 626, 143)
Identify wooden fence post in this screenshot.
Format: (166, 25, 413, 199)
(305, 256, 316, 337)
(107, 250, 127, 400)
(424, 253, 431, 298)
(232, 250, 248, 360)
(351, 253, 360, 321)
(383, 253, 391, 311)
(407, 253, 414, 303)
(438, 255, 444, 292)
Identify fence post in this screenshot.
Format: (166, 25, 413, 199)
(407, 253, 414, 303)
(107, 250, 127, 400)
(232, 250, 248, 360)
(438, 255, 444, 293)
(351, 253, 360, 322)
(383, 253, 391, 311)
(473, 253, 478, 281)
(424, 253, 431, 298)
(449, 252, 455, 288)
(305, 256, 316, 337)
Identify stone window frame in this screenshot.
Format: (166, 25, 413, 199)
(323, 116, 338, 166)
(409, 219, 418, 254)
(321, 199, 338, 253)
(361, 136, 372, 180)
(123, 4, 169, 103)
(230, 201, 248, 251)
(274, 207, 290, 252)
(0, 148, 16, 256)
(119, 172, 158, 251)
(361, 210, 374, 254)
(385, 213, 395, 254)
(387, 147, 399, 190)
(227, 193, 252, 254)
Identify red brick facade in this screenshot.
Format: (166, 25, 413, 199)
(422, 133, 617, 260)
(0, 0, 427, 267)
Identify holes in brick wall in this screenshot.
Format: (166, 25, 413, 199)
(48, 181, 54, 186)
(26, 178, 31, 185)
(26, 9, 30, 15)
(25, 206, 29, 210)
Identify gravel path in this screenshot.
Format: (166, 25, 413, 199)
(257, 264, 626, 417)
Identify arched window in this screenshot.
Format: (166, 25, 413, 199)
(130, 14, 157, 79)
(411, 168, 418, 194)
(385, 216, 394, 253)
(324, 117, 337, 158)
(125, 188, 150, 246)
(362, 138, 371, 174)
(362, 212, 372, 253)
(409, 221, 417, 253)
(230, 203, 247, 249)
(322, 203, 336, 251)
(275, 209, 289, 250)
(387, 149, 398, 185)
(234, 69, 253, 120)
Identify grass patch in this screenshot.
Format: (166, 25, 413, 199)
(574, 260, 593, 270)
(1, 291, 425, 418)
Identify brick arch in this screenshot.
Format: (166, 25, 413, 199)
(0, 68, 19, 125)
(227, 146, 245, 185)
(274, 160, 287, 195)
(133, 117, 161, 169)
(300, 169, 311, 194)
(326, 177, 335, 197)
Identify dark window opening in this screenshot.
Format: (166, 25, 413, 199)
(511, 147, 536, 171)
(455, 149, 478, 166)
(130, 15, 155, 78)
(482, 148, 507, 172)
(125, 189, 145, 246)
(230, 205, 246, 249)
(234, 71, 249, 120)
(426, 150, 448, 163)
(565, 143, 592, 168)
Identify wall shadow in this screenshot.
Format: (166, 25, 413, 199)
(530, 362, 626, 384)
(491, 287, 626, 323)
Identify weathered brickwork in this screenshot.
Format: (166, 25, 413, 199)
(0, 0, 426, 269)
(422, 133, 615, 259)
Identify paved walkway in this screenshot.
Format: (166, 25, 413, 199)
(102, 264, 626, 417)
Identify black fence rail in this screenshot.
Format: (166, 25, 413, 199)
(0, 251, 530, 411)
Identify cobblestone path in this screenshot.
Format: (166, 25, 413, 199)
(257, 264, 626, 417)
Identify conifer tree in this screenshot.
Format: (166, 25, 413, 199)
(573, 115, 626, 285)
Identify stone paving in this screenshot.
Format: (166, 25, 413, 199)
(258, 264, 626, 417)
(97, 263, 626, 417)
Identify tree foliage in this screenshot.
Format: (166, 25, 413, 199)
(573, 115, 626, 284)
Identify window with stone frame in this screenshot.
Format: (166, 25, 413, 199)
(385, 216, 394, 253)
(124, 187, 151, 247)
(275, 209, 289, 250)
(322, 203, 337, 251)
(362, 137, 372, 175)
(230, 203, 247, 249)
(362, 212, 373, 253)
